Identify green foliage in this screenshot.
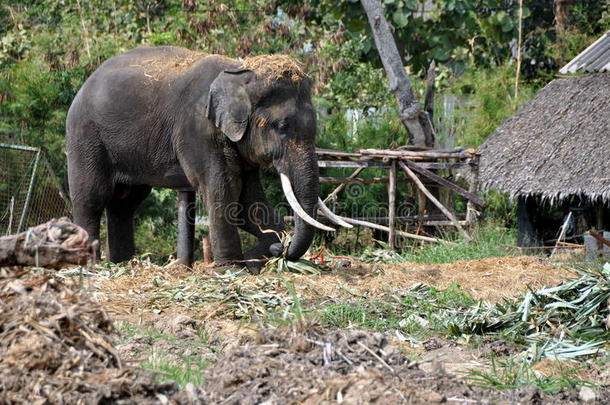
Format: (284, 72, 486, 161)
(446, 62, 534, 148)
(400, 223, 516, 263)
(2, 0, 607, 240)
(144, 348, 209, 386)
(467, 356, 594, 393)
(449, 263, 610, 361)
(115, 321, 210, 386)
(319, 283, 477, 340)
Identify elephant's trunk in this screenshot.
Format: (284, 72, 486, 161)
(279, 148, 320, 260)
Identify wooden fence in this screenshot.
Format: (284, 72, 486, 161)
(316, 146, 483, 246)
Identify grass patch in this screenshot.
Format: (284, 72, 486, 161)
(114, 322, 212, 386)
(143, 349, 210, 387)
(401, 224, 517, 264)
(319, 283, 478, 341)
(467, 356, 595, 394)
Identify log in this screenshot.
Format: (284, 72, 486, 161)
(403, 160, 485, 207)
(360, 0, 434, 147)
(0, 218, 94, 268)
(399, 162, 472, 241)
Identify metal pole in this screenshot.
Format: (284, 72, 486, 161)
(17, 150, 40, 233)
(177, 189, 196, 267)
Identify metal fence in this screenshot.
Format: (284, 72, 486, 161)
(0, 143, 71, 235)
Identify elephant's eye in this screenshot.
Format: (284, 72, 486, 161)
(276, 120, 289, 132)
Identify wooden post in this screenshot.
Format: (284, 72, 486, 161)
(177, 189, 196, 267)
(596, 199, 605, 231)
(466, 154, 481, 228)
(399, 162, 472, 241)
(388, 160, 397, 248)
(202, 237, 212, 265)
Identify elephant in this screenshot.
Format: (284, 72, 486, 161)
(66, 46, 350, 273)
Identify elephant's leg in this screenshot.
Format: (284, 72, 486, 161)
(71, 191, 108, 248)
(238, 169, 283, 274)
(67, 136, 113, 248)
(204, 170, 244, 267)
(175, 137, 244, 267)
(106, 184, 151, 262)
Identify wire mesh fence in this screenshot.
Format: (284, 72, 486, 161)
(0, 143, 71, 236)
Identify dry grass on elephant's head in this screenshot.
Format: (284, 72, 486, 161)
(241, 54, 307, 83)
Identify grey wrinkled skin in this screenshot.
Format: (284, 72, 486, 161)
(66, 46, 319, 273)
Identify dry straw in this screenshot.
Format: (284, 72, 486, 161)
(241, 54, 307, 82)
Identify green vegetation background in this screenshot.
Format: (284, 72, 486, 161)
(1, 0, 608, 259)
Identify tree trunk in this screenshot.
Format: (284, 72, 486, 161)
(360, 0, 434, 147)
(554, 0, 572, 33)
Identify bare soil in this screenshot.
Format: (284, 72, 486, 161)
(115, 322, 608, 405)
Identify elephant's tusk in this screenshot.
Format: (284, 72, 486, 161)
(317, 198, 353, 228)
(280, 173, 335, 232)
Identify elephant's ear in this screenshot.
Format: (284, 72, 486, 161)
(207, 70, 252, 142)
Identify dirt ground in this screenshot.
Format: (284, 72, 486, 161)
(3, 255, 603, 404)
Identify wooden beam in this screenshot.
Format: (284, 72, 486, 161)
(318, 160, 390, 169)
(388, 160, 397, 248)
(316, 149, 363, 158)
(341, 216, 453, 245)
(424, 220, 468, 226)
(318, 160, 468, 170)
(319, 176, 390, 184)
(404, 160, 485, 207)
(399, 162, 472, 241)
(283, 215, 467, 227)
(588, 230, 610, 249)
(322, 167, 365, 204)
(360, 148, 475, 159)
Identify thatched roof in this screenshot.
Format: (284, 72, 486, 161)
(478, 74, 610, 203)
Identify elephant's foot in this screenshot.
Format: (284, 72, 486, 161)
(244, 238, 284, 274)
(210, 260, 247, 274)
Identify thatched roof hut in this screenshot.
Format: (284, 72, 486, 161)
(478, 74, 610, 204)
